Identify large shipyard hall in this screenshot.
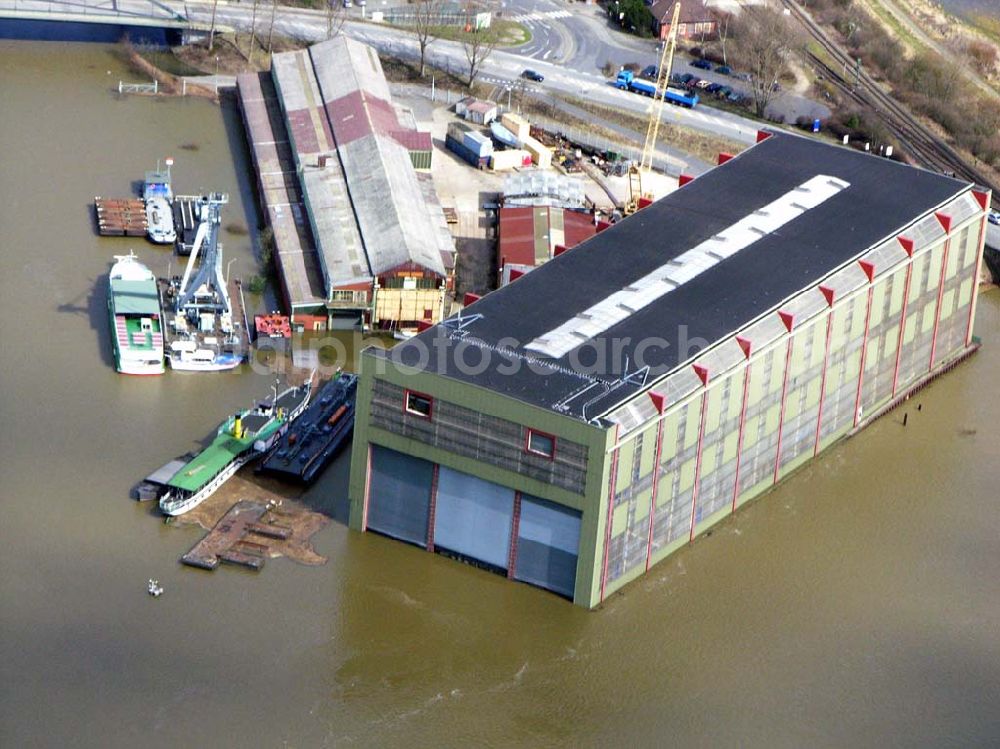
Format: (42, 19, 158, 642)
(348, 130, 990, 607)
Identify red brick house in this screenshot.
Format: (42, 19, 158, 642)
(650, 0, 717, 40)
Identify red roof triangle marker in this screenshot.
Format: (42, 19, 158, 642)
(736, 336, 752, 358)
(463, 292, 481, 307)
(896, 236, 914, 257)
(935, 211, 952, 233)
(778, 310, 794, 332)
(819, 285, 836, 306)
(648, 391, 667, 414)
(693, 363, 710, 386)
(508, 268, 525, 281)
(858, 259, 876, 282)
(971, 190, 990, 210)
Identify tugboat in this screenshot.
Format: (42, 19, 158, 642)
(158, 378, 314, 516)
(144, 159, 177, 245)
(147, 579, 164, 597)
(107, 252, 165, 375)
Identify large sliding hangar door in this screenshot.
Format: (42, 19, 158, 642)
(514, 496, 581, 599)
(367, 445, 434, 547)
(367, 446, 582, 599)
(434, 467, 514, 570)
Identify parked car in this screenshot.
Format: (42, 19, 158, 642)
(678, 73, 694, 85)
(685, 76, 702, 89)
(734, 72, 752, 82)
(717, 85, 733, 98)
(715, 65, 732, 76)
(522, 69, 544, 82)
(989, 209, 1000, 225)
(706, 82, 723, 93)
(669, 73, 683, 84)
(727, 91, 743, 102)
(690, 58, 712, 70)
(696, 79, 712, 89)
(641, 65, 658, 79)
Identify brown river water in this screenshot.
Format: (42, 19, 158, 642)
(2, 40, 999, 748)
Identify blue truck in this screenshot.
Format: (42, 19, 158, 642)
(615, 70, 699, 109)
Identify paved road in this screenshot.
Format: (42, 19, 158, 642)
(166, 0, 761, 145)
(6, 0, 820, 143)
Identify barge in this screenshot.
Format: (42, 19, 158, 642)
(258, 372, 357, 484)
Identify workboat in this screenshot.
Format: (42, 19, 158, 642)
(107, 252, 165, 375)
(143, 160, 176, 245)
(259, 372, 358, 484)
(160, 192, 245, 372)
(158, 379, 313, 516)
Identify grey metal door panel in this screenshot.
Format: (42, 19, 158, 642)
(367, 445, 433, 547)
(434, 467, 514, 569)
(515, 495, 581, 599)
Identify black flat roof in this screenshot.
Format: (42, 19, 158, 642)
(381, 131, 969, 422)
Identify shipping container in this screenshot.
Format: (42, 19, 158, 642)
(521, 136, 553, 169)
(490, 149, 533, 171)
(463, 130, 494, 158)
(501, 112, 530, 142)
(446, 134, 489, 169)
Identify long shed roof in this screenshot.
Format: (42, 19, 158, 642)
(382, 131, 974, 422)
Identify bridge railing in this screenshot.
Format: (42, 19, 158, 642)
(0, 0, 185, 22)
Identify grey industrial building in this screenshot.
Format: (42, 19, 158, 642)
(348, 130, 990, 607)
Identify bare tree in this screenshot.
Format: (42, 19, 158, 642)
(730, 7, 801, 118)
(462, 26, 499, 88)
(325, 0, 347, 40)
(711, 9, 733, 66)
(208, 0, 219, 53)
(266, 0, 279, 53)
(248, 0, 260, 68)
(412, 0, 442, 77)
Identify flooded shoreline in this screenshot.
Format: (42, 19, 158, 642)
(2, 40, 999, 748)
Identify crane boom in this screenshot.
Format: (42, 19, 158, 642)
(627, 1, 682, 214)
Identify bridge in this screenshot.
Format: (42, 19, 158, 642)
(0, 0, 233, 35)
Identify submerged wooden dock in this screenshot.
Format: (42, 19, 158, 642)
(95, 197, 147, 237)
(180, 500, 302, 571)
(181, 500, 268, 570)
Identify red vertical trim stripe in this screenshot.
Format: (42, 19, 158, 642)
(813, 309, 835, 457)
(645, 417, 666, 572)
(688, 389, 710, 542)
(773, 334, 795, 484)
(891, 258, 914, 397)
(731, 361, 752, 513)
(599, 426, 621, 603)
(507, 491, 522, 579)
(853, 285, 875, 428)
(928, 233, 952, 369)
(362, 443, 373, 531)
(426, 463, 440, 552)
(965, 213, 988, 347)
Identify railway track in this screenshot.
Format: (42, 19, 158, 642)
(780, 0, 998, 207)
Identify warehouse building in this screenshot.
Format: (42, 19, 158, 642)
(239, 37, 454, 330)
(347, 131, 990, 606)
(498, 206, 596, 285)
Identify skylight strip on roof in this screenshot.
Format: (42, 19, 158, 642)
(524, 174, 850, 359)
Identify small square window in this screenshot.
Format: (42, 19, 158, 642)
(404, 390, 433, 419)
(526, 429, 556, 458)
